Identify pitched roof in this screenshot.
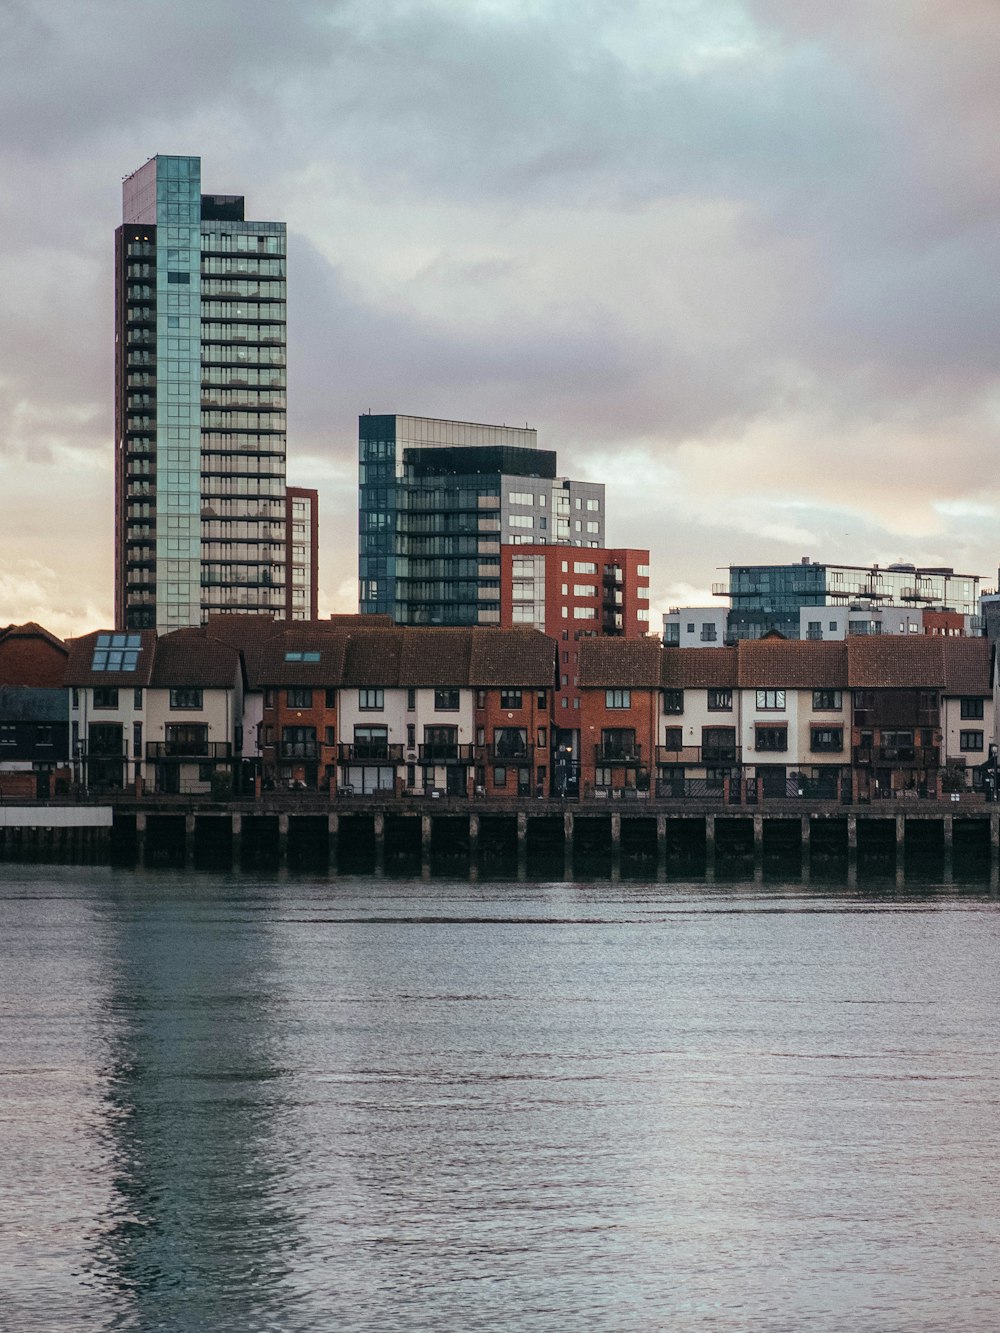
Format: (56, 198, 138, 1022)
(579, 637, 662, 688)
(941, 637, 991, 695)
(249, 625, 351, 687)
(64, 630, 157, 687)
(469, 628, 554, 687)
(398, 628, 473, 686)
(846, 636, 945, 688)
(738, 640, 847, 689)
(149, 628, 242, 689)
(342, 629, 405, 687)
(662, 647, 737, 689)
(0, 622, 69, 687)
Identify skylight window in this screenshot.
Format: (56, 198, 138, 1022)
(92, 633, 142, 672)
(284, 650, 320, 663)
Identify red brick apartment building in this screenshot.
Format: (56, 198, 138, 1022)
(500, 544, 652, 795)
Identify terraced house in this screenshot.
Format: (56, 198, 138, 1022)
(578, 635, 995, 801)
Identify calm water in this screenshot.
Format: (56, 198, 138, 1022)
(2, 869, 1000, 1331)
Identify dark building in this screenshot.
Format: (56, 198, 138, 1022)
(359, 414, 604, 626)
(0, 623, 71, 798)
(285, 487, 319, 620)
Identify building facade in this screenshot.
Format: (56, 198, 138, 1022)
(716, 560, 981, 642)
(358, 414, 604, 626)
(115, 154, 288, 631)
(0, 623, 71, 799)
(285, 487, 319, 620)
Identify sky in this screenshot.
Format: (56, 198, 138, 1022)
(2, 0, 999, 637)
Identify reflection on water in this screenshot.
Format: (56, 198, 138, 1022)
(2, 868, 1000, 1330)
(87, 884, 298, 1328)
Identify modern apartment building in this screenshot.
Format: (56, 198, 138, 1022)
(114, 154, 289, 631)
(717, 560, 981, 641)
(358, 414, 604, 626)
(285, 487, 319, 620)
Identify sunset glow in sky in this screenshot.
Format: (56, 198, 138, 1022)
(3, 0, 1000, 636)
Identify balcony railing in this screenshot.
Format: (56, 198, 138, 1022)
(853, 745, 939, 766)
(337, 743, 404, 764)
(418, 743, 474, 764)
(146, 741, 232, 760)
(657, 744, 742, 766)
(594, 743, 644, 765)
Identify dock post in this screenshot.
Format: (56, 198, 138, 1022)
(184, 814, 196, 867)
(943, 813, 954, 884)
(136, 811, 147, 868)
(231, 812, 242, 871)
(847, 813, 857, 887)
(421, 814, 432, 876)
(656, 814, 667, 881)
(563, 811, 574, 882)
(517, 811, 528, 880)
(705, 814, 716, 881)
(277, 813, 289, 867)
(469, 813, 479, 878)
(610, 812, 621, 880)
(801, 815, 810, 882)
(374, 812, 385, 876)
(895, 814, 905, 886)
(328, 812, 339, 874)
(753, 813, 764, 880)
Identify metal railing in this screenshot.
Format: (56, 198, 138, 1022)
(337, 743, 404, 763)
(418, 743, 474, 763)
(146, 741, 231, 760)
(594, 743, 643, 764)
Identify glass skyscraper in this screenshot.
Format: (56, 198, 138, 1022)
(114, 155, 287, 630)
(359, 414, 605, 626)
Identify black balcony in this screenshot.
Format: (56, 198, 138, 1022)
(418, 743, 474, 764)
(146, 741, 232, 760)
(338, 742, 404, 763)
(594, 743, 643, 765)
(656, 744, 742, 766)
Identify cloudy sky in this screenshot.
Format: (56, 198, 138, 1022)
(2, 0, 999, 636)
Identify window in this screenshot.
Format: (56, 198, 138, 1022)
(91, 633, 141, 672)
(663, 727, 683, 751)
(606, 689, 631, 709)
(93, 688, 119, 709)
(574, 607, 596, 620)
(0, 725, 15, 745)
(281, 726, 317, 757)
(170, 687, 203, 710)
(434, 687, 460, 711)
(813, 690, 842, 711)
(586, 498, 600, 511)
(537, 689, 547, 708)
(755, 689, 785, 710)
(325, 688, 336, 708)
(700, 623, 717, 642)
(960, 698, 985, 719)
(573, 584, 597, 597)
(493, 766, 507, 787)
(72, 688, 79, 709)
(508, 491, 535, 506)
(284, 650, 321, 663)
(286, 688, 312, 709)
(707, 689, 732, 711)
(500, 689, 522, 709)
(755, 726, 787, 752)
(601, 728, 637, 759)
(537, 727, 547, 747)
(806, 621, 822, 640)
(662, 689, 684, 714)
(325, 726, 336, 745)
(359, 688, 383, 711)
(494, 727, 528, 758)
(133, 688, 143, 709)
(702, 727, 737, 761)
(508, 514, 534, 529)
(407, 688, 416, 711)
(165, 723, 208, 755)
(810, 727, 843, 753)
(132, 722, 142, 757)
(960, 731, 985, 752)
(573, 561, 597, 574)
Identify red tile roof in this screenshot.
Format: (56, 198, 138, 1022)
(64, 630, 157, 687)
(579, 638, 662, 687)
(738, 640, 847, 689)
(663, 647, 737, 688)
